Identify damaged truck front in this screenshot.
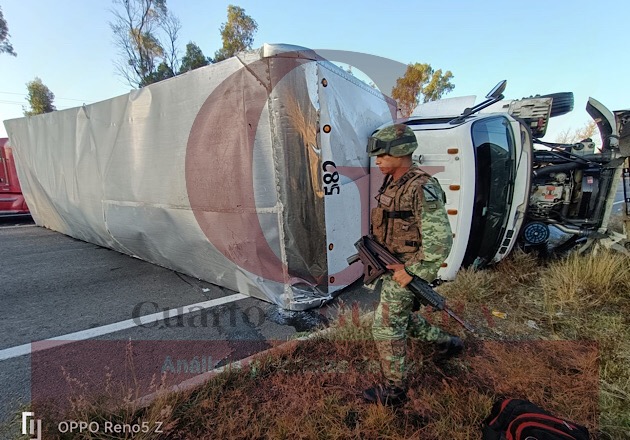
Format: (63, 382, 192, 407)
(399, 81, 630, 281)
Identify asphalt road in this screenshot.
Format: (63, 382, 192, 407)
(0, 217, 378, 436)
(613, 179, 628, 214)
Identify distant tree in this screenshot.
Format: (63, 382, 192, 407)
(213, 5, 257, 63)
(0, 5, 16, 56)
(160, 11, 181, 76)
(24, 78, 56, 115)
(555, 121, 597, 144)
(391, 63, 455, 117)
(110, 0, 181, 87)
(179, 42, 210, 73)
(142, 61, 174, 84)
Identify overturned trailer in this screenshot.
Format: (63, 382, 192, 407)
(4, 44, 397, 310)
(9, 44, 626, 311)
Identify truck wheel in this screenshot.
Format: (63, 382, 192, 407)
(541, 92, 574, 117)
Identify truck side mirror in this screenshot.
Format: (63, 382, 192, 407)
(450, 80, 508, 124)
(486, 80, 507, 100)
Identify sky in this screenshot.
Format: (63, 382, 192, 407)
(1, 0, 628, 140)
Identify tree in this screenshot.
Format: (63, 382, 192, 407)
(24, 78, 56, 116)
(160, 11, 181, 77)
(0, 5, 16, 56)
(110, 0, 181, 87)
(213, 5, 257, 63)
(391, 63, 455, 117)
(555, 121, 597, 144)
(142, 61, 174, 84)
(179, 42, 210, 74)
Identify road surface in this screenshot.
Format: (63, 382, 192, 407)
(0, 217, 378, 436)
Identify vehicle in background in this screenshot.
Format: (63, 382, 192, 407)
(381, 81, 629, 281)
(0, 138, 29, 217)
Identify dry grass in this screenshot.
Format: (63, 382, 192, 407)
(543, 249, 630, 310)
(607, 212, 627, 235)
(18, 250, 630, 440)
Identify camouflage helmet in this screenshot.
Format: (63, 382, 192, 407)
(367, 124, 418, 157)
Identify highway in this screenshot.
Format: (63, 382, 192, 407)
(0, 218, 377, 435)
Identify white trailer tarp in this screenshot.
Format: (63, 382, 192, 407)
(4, 44, 396, 310)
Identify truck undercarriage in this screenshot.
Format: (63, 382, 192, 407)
(522, 100, 630, 256)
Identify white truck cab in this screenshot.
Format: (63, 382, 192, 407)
(407, 111, 531, 280)
(375, 81, 630, 281)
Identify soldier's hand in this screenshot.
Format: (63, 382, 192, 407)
(387, 264, 413, 288)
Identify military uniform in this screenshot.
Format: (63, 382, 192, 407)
(365, 124, 455, 397)
(371, 165, 453, 388)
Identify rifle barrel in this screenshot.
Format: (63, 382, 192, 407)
(445, 307, 476, 333)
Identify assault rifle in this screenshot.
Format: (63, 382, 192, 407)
(347, 235, 475, 333)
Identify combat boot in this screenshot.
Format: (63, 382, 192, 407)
(362, 383, 407, 406)
(436, 336, 464, 357)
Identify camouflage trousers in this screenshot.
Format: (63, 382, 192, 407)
(372, 274, 451, 387)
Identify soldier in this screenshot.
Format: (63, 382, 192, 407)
(363, 123, 463, 405)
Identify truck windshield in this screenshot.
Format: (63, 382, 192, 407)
(463, 116, 515, 267)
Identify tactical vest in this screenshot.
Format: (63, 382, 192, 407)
(371, 167, 439, 261)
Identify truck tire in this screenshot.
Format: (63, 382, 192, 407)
(541, 92, 574, 117)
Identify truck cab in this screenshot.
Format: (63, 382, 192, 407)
(403, 110, 531, 279)
(378, 82, 629, 281)
(0, 138, 29, 217)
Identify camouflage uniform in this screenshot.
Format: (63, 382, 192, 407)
(369, 126, 454, 389)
